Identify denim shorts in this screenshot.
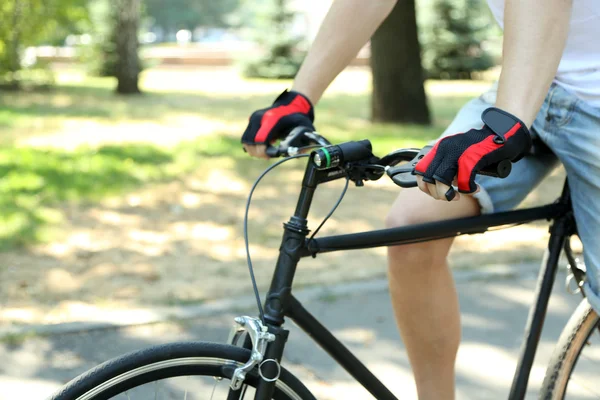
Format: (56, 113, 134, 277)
(439, 82, 600, 314)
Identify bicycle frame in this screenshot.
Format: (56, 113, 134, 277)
(250, 160, 576, 400)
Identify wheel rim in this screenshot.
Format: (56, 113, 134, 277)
(76, 357, 304, 400)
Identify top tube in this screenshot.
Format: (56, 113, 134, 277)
(302, 195, 569, 257)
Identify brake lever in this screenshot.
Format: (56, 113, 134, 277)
(386, 146, 432, 188)
(265, 128, 330, 158)
(304, 131, 331, 147)
(379, 148, 421, 167)
(386, 144, 513, 189)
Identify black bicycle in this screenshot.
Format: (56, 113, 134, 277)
(50, 128, 599, 400)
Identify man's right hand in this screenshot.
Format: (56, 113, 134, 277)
(241, 90, 315, 159)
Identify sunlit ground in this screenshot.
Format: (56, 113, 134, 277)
(0, 66, 571, 328)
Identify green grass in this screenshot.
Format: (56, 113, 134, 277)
(0, 69, 481, 250)
(0, 136, 248, 249)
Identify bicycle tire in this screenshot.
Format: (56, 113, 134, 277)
(540, 299, 600, 399)
(49, 341, 316, 400)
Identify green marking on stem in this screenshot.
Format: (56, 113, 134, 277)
(321, 147, 331, 168)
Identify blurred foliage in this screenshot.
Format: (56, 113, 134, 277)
(82, 0, 118, 77)
(419, 0, 499, 79)
(236, 0, 497, 80)
(0, 60, 55, 90)
(0, 0, 89, 88)
(0, 0, 502, 83)
(239, 0, 306, 79)
(145, 0, 240, 34)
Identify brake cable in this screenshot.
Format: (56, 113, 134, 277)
(244, 155, 351, 324)
(308, 172, 350, 242)
(243, 154, 309, 324)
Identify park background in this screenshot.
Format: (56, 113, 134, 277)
(0, 0, 574, 396)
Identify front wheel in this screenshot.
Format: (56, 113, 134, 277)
(50, 342, 316, 400)
(540, 299, 600, 399)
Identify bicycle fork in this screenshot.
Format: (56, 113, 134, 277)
(226, 215, 311, 399)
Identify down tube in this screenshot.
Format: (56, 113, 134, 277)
(508, 217, 568, 399)
(286, 295, 398, 400)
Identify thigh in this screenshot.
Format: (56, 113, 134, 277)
(536, 84, 600, 313)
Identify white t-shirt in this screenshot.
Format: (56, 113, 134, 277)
(486, 0, 600, 108)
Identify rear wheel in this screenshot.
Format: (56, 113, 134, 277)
(50, 342, 316, 400)
(540, 300, 600, 399)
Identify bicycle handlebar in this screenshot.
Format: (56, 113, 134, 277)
(266, 130, 512, 189)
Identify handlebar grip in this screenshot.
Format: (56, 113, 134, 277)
(265, 146, 281, 158)
(477, 159, 512, 178)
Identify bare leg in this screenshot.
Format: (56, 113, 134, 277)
(386, 189, 480, 400)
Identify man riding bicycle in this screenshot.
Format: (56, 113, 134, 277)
(241, 1, 600, 399)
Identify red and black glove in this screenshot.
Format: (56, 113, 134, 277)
(414, 107, 532, 195)
(241, 89, 315, 146)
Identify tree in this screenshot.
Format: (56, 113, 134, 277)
(114, 0, 141, 94)
(84, 0, 116, 77)
(370, 0, 430, 124)
(144, 0, 240, 37)
(420, 0, 496, 79)
(240, 0, 306, 79)
(0, 0, 88, 89)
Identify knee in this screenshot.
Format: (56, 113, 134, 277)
(385, 199, 453, 271)
(384, 189, 479, 267)
(385, 207, 422, 230)
(385, 193, 437, 232)
(386, 212, 443, 263)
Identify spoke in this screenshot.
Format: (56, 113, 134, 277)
(567, 327, 600, 399)
(126, 391, 131, 400)
(580, 352, 600, 367)
(209, 379, 218, 400)
(240, 385, 248, 400)
(575, 352, 600, 396)
(586, 325, 600, 346)
(154, 380, 159, 400)
(183, 375, 188, 400)
(568, 377, 600, 398)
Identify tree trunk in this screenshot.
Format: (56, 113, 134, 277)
(115, 0, 141, 94)
(370, 0, 430, 124)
